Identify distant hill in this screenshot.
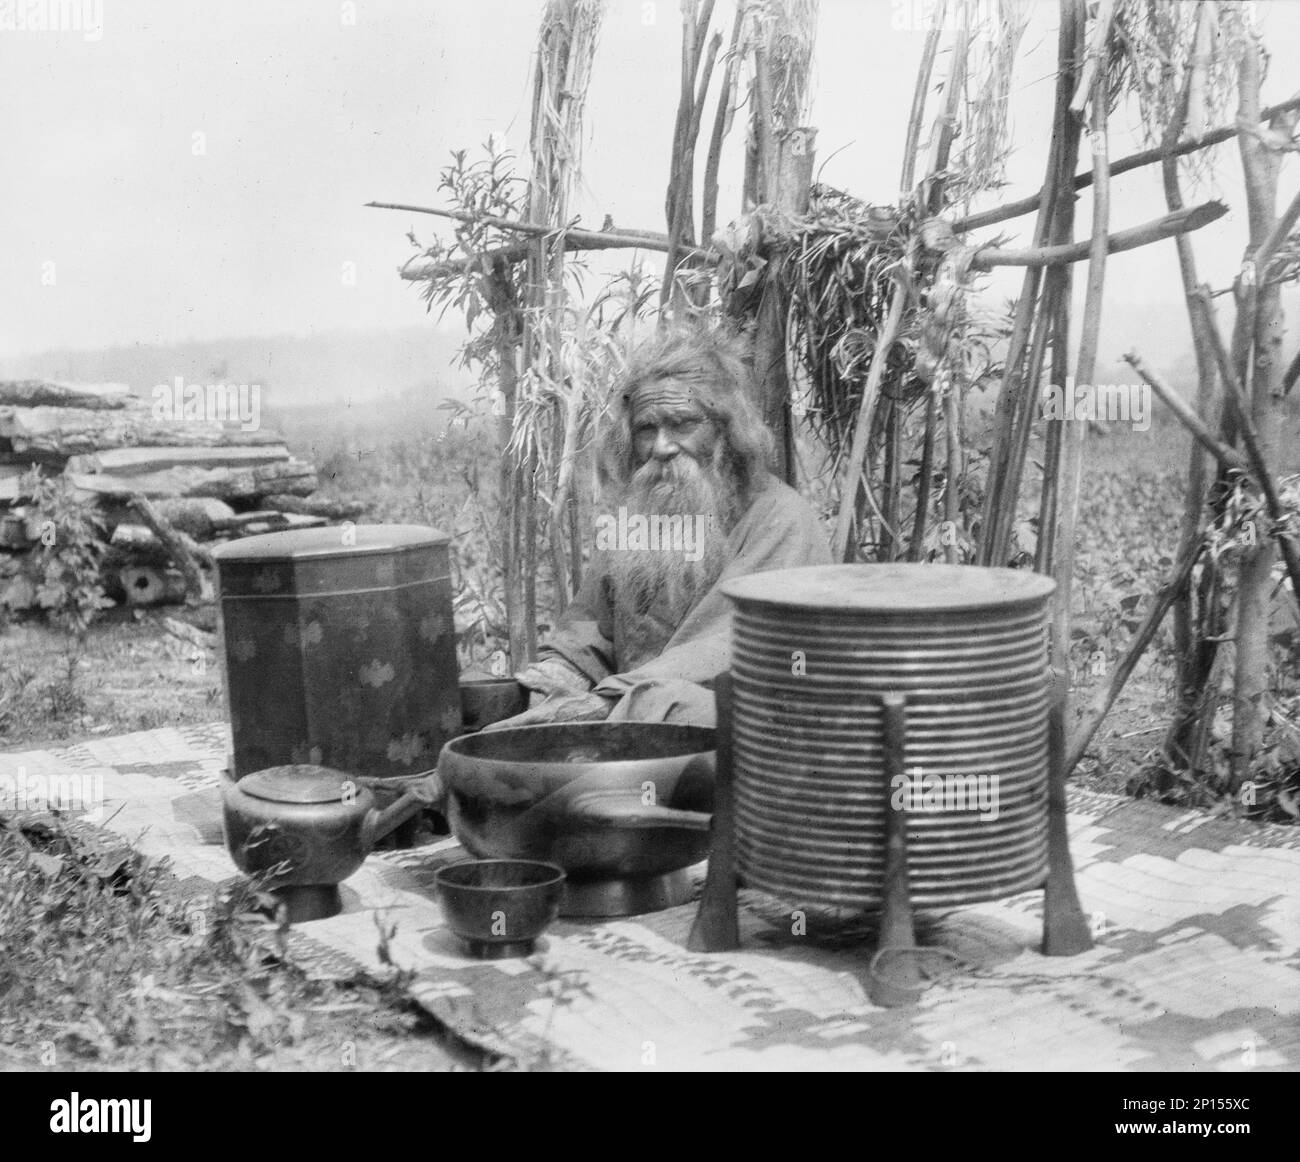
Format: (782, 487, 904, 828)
(0, 325, 477, 411)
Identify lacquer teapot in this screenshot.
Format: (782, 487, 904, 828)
(220, 764, 442, 921)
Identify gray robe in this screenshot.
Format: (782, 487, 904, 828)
(540, 472, 832, 725)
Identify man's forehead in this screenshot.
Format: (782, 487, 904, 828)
(629, 376, 707, 420)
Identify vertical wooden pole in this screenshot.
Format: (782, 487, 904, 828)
(752, 127, 817, 487)
(489, 267, 529, 672)
(979, 0, 1083, 567)
(908, 383, 940, 561)
(881, 389, 902, 560)
(1230, 35, 1286, 791)
(1163, 4, 1218, 755)
(943, 377, 962, 564)
(742, 1, 818, 484)
(701, 1, 747, 254)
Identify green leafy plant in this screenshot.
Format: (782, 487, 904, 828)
(15, 467, 113, 634)
(405, 143, 666, 664)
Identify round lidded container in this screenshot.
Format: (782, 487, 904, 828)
(721, 563, 1056, 911)
(213, 524, 461, 784)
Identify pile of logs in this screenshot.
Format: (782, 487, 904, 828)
(0, 379, 363, 610)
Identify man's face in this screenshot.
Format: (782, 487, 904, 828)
(611, 375, 737, 614)
(630, 378, 719, 467)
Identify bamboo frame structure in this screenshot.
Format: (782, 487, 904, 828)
(1162, 1, 1220, 765)
(381, 196, 1228, 281)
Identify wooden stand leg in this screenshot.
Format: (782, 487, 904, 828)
(1042, 668, 1093, 956)
(688, 671, 740, 953)
(869, 692, 923, 1008)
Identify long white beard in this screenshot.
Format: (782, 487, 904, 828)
(605, 447, 741, 616)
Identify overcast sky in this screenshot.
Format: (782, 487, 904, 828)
(2, 0, 1299, 366)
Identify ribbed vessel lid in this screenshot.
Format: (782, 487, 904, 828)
(723, 563, 1056, 613)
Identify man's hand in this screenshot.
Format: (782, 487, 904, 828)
(515, 656, 593, 709)
(482, 691, 614, 732)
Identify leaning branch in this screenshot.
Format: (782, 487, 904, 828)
(898, 0, 945, 199)
(832, 268, 910, 561)
(401, 242, 533, 280)
(970, 201, 1227, 270)
(954, 93, 1300, 234)
(1252, 182, 1300, 275)
(1066, 540, 1204, 774)
(127, 495, 212, 605)
(1194, 286, 1300, 621)
(1122, 350, 1247, 472)
(367, 200, 707, 280)
(367, 200, 670, 244)
(397, 233, 709, 282)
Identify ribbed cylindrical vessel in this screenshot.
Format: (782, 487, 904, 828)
(721, 564, 1056, 910)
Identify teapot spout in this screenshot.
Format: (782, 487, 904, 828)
(359, 770, 445, 853)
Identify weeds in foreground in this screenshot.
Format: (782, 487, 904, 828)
(0, 812, 474, 1071)
(0, 661, 40, 736)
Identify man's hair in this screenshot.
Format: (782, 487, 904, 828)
(598, 326, 774, 501)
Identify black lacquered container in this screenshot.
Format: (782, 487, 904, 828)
(721, 563, 1056, 910)
(213, 525, 461, 783)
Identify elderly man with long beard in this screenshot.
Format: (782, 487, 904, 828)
(489, 327, 832, 731)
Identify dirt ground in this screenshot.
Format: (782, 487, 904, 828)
(0, 611, 224, 748)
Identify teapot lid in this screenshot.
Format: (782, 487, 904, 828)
(239, 765, 363, 805)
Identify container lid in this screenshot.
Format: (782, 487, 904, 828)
(239, 765, 361, 805)
(212, 523, 447, 563)
(722, 563, 1056, 613)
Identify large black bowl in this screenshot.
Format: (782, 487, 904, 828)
(437, 722, 717, 883)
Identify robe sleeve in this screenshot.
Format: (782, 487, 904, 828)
(536, 553, 618, 686)
(594, 481, 831, 694)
